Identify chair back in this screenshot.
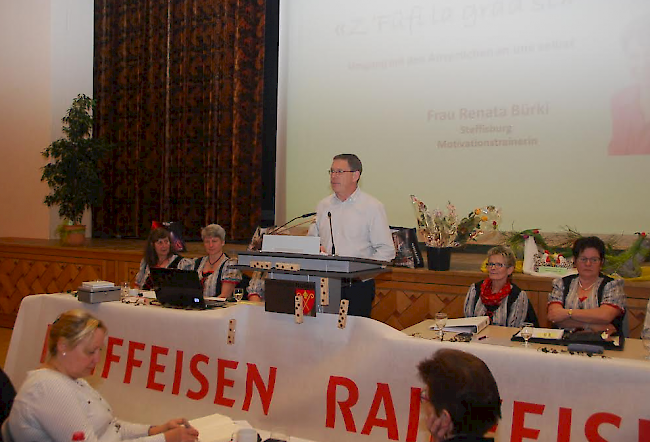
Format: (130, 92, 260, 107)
(1, 420, 14, 442)
(0, 368, 16, 430)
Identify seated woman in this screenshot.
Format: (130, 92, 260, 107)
(135, 227, 191, 290)
(418, 349, 501, 442)
(464, 245, 538, 327)
(547, 236, 626, 335)
(4, 309, 199, 442)
(245, 271, 265, 303)
(192, 224, 243, 299)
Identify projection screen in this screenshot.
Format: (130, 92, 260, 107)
(278, 0, 650, 234)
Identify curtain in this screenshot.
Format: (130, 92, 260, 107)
(93, 0, 266, 241)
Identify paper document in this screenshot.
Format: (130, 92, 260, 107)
(82, 280, 115, 289)
(189, 413, 240, 442)
(140, 290, 157, 299)
(514, 327, 565, 340)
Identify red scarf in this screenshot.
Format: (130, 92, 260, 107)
(480, 279, 512, 307)
(200, 270, 213, 288)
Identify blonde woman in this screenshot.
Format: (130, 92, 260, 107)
(192, 224, 242, 299)
(464, 246, 538, 327)
(4, 309, 199, 442)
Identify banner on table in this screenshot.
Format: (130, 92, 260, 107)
(6, 294, 650, 442)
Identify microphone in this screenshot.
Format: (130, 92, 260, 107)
(328, 211, 336, 255)
(269, 212, 317, 235)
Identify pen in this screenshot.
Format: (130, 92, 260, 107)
(478, 335, 487, 341)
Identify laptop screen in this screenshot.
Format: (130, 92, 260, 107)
(149, 268, 207, 308)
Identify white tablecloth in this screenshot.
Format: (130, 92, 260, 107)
(5, 294, 650, 441)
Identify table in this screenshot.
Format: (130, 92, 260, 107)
(190, 412, 314, 442)
(401, 321, 648, 361)
(5, 294, 650, 442)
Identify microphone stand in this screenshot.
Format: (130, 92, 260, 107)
(267, 212, 316, 236)
(328, 211, 336, 255)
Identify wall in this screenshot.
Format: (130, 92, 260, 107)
(0, 0, 93, 239)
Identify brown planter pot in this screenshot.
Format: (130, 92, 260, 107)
(61, 225, 86, 246)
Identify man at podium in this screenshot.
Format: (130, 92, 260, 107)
(308, 153, 395, 317)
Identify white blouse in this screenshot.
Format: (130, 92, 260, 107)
(7, 369, 164, 442)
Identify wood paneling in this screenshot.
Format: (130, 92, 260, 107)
(0, 239, 150, 327)
(1, 239, 649, 337)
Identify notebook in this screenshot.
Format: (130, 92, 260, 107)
(149, 268, 225, 309)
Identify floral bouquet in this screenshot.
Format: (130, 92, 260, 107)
(410, 195, 500, 248)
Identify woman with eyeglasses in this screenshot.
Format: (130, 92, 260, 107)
(464, 245, 538, 327)
(547, 236, 626, 335)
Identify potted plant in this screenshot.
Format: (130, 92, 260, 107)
(410, 195, 501, 270)
(41, 94, 112, 246)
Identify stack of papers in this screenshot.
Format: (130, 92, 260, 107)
(189, 413, 240, 442)
(81, 280, 115, 289)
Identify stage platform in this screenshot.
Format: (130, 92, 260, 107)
(1, 237, 648, 336)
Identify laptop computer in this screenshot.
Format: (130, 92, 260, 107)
(149, 268, 225, 309)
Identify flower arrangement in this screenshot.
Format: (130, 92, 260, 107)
(602, 231, 650, 278)
(410, 195, 500, 248)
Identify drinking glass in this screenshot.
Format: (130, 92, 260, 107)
(434, 312, 448, 341)
(521, 322, 534, 347)
(233, 428, 258, 442)
(234, 288, 244, 302)
(121, 282, 130, 299)
(641, 329, 650, 360)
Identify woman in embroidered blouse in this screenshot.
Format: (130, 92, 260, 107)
(547, 236, 626, 335)
(135, 228, 190, 290)
(4, 309, 198, 442)
(192, 224, 245, 300)
(464, 246, 538, 327)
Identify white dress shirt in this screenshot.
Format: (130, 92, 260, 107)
(308, 188, 395, 262)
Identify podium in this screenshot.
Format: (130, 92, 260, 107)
(235, 251, 389, 314)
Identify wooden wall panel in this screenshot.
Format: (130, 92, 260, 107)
(1, 239, 648, 337)
(0, 240, 145, 327)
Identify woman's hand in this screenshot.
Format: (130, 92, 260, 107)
(163, 426, 199, 442)
(426, 410, 453, 442)
(163, 418, 192, 432)
(547, 305, 570, 323)
(150, 418, 199, 441)
(150, 418, 187, 434)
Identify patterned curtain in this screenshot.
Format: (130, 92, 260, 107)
(93, 0, 266, 241)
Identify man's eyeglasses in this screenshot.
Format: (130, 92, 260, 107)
(486, 262, 508, 268)
(577, 257, 602, 264)
(328, 169, 356, 175)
